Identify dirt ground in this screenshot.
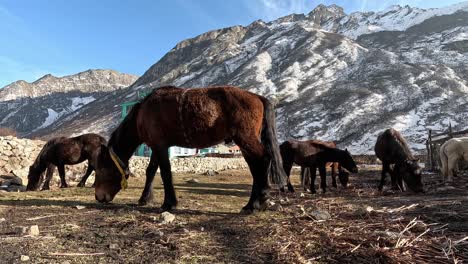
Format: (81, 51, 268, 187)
(0, 166, 466, 264)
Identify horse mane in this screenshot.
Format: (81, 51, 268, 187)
(390, 129, 415, 159)
(109, 102, 141, 148)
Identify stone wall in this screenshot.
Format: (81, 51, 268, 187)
(0, 136, 248, 187)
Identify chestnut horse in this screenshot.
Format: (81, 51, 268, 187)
(374, 128, 424, 192)
(280, 140, 358, 193)
(94, 86, 287, 214)
(26, 133, 106, 191)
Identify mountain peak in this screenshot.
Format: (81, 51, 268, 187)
(0, 69, 138, 101)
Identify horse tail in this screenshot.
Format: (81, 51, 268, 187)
(440, 142, 449, 177)
(260, 97, 287, 188)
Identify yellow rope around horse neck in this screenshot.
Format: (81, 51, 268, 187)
(109, 149, 128, 190)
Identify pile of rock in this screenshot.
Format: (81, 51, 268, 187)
(0, 175, 26, 192)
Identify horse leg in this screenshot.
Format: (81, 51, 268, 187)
(378, 162, 390, 191)
(300, 167, 309, 192)
(77, 164, 94, 187)
(157, 148, 177, 211)
(309, 165, 317, 194)
(280, 158, 293, 192)
(286, 164, 295, 193)
(331, 163, 337, 188)
(319, 164, 327, 193)
(138, 151, 159, 206)
(41, 164, 56, 191)
(447, 155, 459, 183)
(235, 137, 269, 214)
(57, 165, 68, 188)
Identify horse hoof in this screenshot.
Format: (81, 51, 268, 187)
(41, 187, 49, 191)
(60, 185, 69, 188)
(77, 183, 85, 188)
(240, 207, 254, 215)
(161, 203, 176, 212)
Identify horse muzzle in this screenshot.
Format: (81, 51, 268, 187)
(95, 191, 113, 203)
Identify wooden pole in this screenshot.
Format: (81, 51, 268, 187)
(427, 129, 433, 171)
(448, 122, 453, 138)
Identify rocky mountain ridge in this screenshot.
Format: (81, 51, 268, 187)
(0, 69, 138, 137)
(10, 3, 468, 154)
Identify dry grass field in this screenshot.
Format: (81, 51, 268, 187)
(0, 167, 466, 263)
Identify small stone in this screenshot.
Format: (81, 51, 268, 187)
(186, 178, 199, 184)
(204, 170, 219, 176)
(20, 255, 30, 262)
(75, 205, 86, 210)
(300, 193, 305, 198)
(15, 226, 28, 235)
(309, 210, 331, 221)
(109, 243, 119, 249)
(159, 212, 175, 224)
(29, 225, 40, 236)
(0, 218, 5, 223)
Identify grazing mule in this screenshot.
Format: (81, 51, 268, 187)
(93, 86, 287, 214)
(280, 140, 358, 193)
(26, 133, 107, 191)
(440, 137, 468, 183)
(374, 128, 424, 192)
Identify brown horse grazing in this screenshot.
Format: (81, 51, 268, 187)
(374, 128, 424, 193)
(280, 140, 358, 193)
(93, 86, 287, 214)
(300, 163, 350, 191)
(26, 133, 107, 191)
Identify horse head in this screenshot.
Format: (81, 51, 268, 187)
(26, 162, 44, 191)
(338, 167, 350, 187)
(340, 149, 358, 174)
(398, 159, 424, 193)
(94, 145, 129, 203)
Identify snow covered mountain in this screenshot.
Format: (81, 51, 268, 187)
(0, 70, 138, 136)
(28, 3, 468, 154)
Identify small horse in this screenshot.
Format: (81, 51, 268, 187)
(300, 163, 350, 191)
(440, 137, 468, 183)
(374, 128, 424, 192)
(280, 140, 358, 193)
(26, 133, 107, 191)
(93, 86, 287, 214)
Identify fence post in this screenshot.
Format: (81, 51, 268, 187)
(448, 122, 453, 138)
(426, 129, 434, 171)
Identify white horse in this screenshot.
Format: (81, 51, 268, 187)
(440, 137, 468, 182)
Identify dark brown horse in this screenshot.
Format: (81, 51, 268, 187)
(93, 86, 287, 214)
(280, 140, 358, 193)
(300, 163, 349, 191)
(26, 133, 107, 191)
(374, 128, 424, 192)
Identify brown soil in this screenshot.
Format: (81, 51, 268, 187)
(0, 167, 466, 263)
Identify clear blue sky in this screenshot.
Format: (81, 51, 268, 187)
(0, 0, 465, 87)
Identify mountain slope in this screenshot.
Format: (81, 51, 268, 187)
(30, 3, 468, 154)
(0, 70, 138, 136)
